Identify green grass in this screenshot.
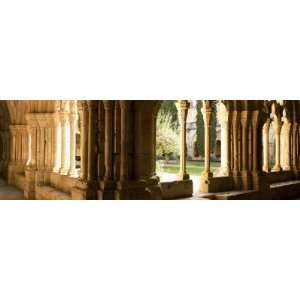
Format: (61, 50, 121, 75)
(157, 160, 220, 176)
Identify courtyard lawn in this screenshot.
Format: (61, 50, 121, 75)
(156, 160, 220, 176)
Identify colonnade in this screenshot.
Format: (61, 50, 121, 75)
(261, 101, 300, 175)
(1, 100, 300, 199)
(197, 100, 300, 194)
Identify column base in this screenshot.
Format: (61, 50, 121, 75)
(71, 180, 97, 200)
(68, 169, 79, 178)
(24, 169, 36, 199)
(52, 167, 60, 174)
(59, 168, 70, 176)
(199, 174, 214, 193)
(251, 171, 269, 192)
(271, 166, 282, 172)
(98, 180, 116, 200)
(201, 171, 213, 178)
(177, 172, 190, 180)
(292, 169, 300, 179)
(241, 170, 252, 190)
(232, 171, 242, 190)
(282, 166, 292, 171)
(8, 163, 16, 185)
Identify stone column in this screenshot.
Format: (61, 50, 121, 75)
(292, 122, 299, 173)
(281, 113, 292, 171)
(201, 100, 213, 177)
(78, 101, 89, 181)
(97, 101, 105, 180)
(176, 100, 190, 180)
(241, 111, 250, 172)
(119, 101, 130, 182)
(69, 103, 78, 177)
(103, 101, 114, 182)
(272, 117, 282, 172)
(87, 100, 97, 182)
(26, 126, 32, 168)
(218, 103, 231, 176)
(262, 119, 270, 173)
(10, 127, 16, 163)
(251, 109, 268, 191)
(22, 127, 27, 165)
(59, 114, 70, 175)
(232, 110, 241, 189)
(241, 111, 251, 190)
(53, 115, 61, 173)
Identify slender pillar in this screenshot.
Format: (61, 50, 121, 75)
(69, 102, 78, 177)
(272, 117, 282, 172)
(262, 119, 270, 172)
(59, 114, 70, 175)
(218, 103, 231, 176)
(103, 101, 114, 181)
(231, 110, 242, 189)
(241, 111, 250, 173)
(97, 101, 105, 180)
(201, 100, 213, 177)
(281, 113, 292, 171)
(240, 110, 251, 190)
(292, 122, 299, 172)
(10, 127, 16, 163)
(78, 101, 89, 181)
(26, 126, 32, 168)
(176, 100, 190, 180)
(87, 100, 97, 182)
(53, 116, 61, 173)
(119, 101, 130, 182)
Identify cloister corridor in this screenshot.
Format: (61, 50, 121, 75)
(1, 100, 300, 200)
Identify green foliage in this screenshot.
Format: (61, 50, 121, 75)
(156, 110, 179, 159)
(159, 100, 179, 129)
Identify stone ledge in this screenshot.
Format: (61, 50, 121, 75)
(160, 180, 193, 199)
(270, 180, 300, 199)
(35, 185, 71, 200)
(199, 175, 233, 193)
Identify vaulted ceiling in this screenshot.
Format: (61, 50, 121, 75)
(0, 100, 60, 126)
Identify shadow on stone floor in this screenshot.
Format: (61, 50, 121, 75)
(0, 179, 25, 200)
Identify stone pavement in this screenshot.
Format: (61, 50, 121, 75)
(0, 179, 25, 200)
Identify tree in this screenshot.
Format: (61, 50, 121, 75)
(159, 100, 179, 129)
(156, 111, 179, 162)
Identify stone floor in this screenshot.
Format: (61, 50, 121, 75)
(0, 179, 25, 200)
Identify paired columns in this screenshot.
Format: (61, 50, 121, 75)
(52, 101, 79, 177)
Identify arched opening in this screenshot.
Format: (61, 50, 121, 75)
(155, 100, 221, 194)
(155, 100, 179, 183)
